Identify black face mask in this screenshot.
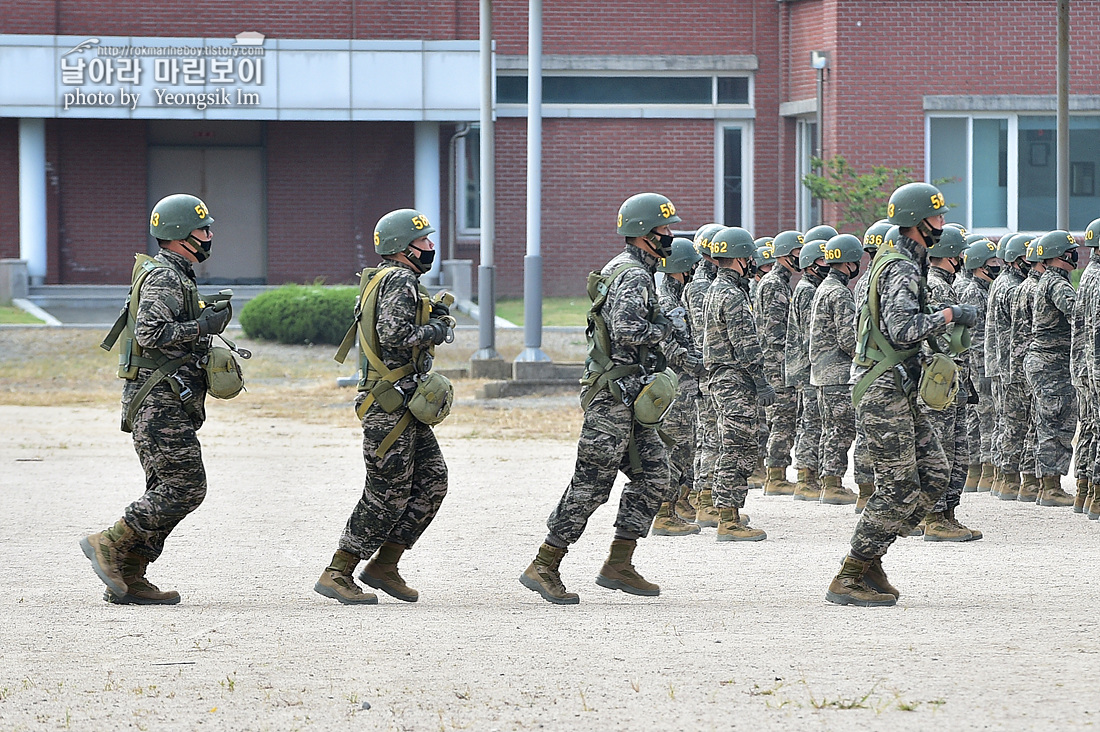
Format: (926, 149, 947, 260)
(1066, 249, 1079, 265)
(185, 233, 212, 262)
(784, 254, 802, 272)
(812, 263, 830, 280)
(983, 265, 1001, 278)
(849, 261, 862, 279)
(407, 246, 435, 272)
(648, 231, 675, 259)
(918, 219, 944, 246)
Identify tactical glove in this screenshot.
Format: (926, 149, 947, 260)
(430, 300, 451, 319)
(196, 306, 231, 336)
(755, 381, 777, 407)
(950, 304, 979, 328)
(424, 318, 451, 346)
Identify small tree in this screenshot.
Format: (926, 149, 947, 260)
(801, 156, 920, 233)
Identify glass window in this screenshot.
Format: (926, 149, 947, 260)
(716, 77, 749, 104)
(796, 118, 818, 230)
(930, 118, 969, 226)
(723, 127, 743, 226)
(496, 75, 750, 105)
(456, 126, 480, 233)
(972, 118, 1008, 228)
(1018, 116, 1057, 231)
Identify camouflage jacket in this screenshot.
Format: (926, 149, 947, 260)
(703, 267, 766, 393)
(658, 274, 702, 393)
(783, 269, 823, 387)
(850, 234, 949, 386)
(124, 249, 209, 418)
(684, 260, 716, 354)
(753, 265, 794, 389)
(1007, 269, 1041, 385)
(958, 274, 991, 379)
(1071, 258, 1100, 388)
(1026, 266, 1075, 381)
(985, 268, 1025, 379)
(372, 262, 446, 392)
(925, 265, 969, 397)
(809, 268, 856, 387)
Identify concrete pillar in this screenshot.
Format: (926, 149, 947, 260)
(414, 121, 442, 285)
(19, 118, 47, 286)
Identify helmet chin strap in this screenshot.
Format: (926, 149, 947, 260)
(182, 234, 211, 262)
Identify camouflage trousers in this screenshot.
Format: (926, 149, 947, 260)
(852, 422, 874, 486)
(793, 384, 821, 473)
(929, 398, 969, 513)
(548, 389, 667, 544)
(711, 376, 757, 509)
(694, 387, 720, 494)
(990, 376, 1005, 469)
(1075, 385, 1095, 482)
(123, 386, 208, 562)
(850, 374, 948, 560)
(1001, 381, 1036, 476)
(968, 388, 996, 465)
(816, 385, 856, 479)
(764, 386, 797, 469)
(662, 387, 698, 502)
(1033, 381, 1078, 478)
(340, 394, 448, 560)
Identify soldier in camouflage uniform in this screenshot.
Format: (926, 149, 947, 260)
(985, 233, 1027, 496)
(652, 237, 704, 536)
(958, 239, 1001, 495)
(1000, 239, 1043, 501)
(703, 226, 772, 541)
(921, 226, 979, 541)
(756, 231, 803, 497)
(684, 223, 725, 527)
(786, 235, 831, 501)
(521, 193, 684, 604)
(809, 234, 862, 506)
(1083, 218, 1100, 520)
(1071, 219, 1100, 514)
(827, 182, 975, 607)
(81, 194, 230, 605)
(1027, 230, 1080, 508)
(316, 208, 454, 605)
(750, 238, 776, 483)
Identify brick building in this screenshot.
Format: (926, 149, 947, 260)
(2, 1, 1099, 296)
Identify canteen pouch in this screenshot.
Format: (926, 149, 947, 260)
(918, 352, 959, 411)
(407, 371, 454, 426)
(202, 345, 244, 399)
(633, 368, 679, 428)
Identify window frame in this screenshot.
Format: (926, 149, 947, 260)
(715, 120, 753, 231)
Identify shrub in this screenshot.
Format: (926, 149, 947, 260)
(239, 284, 357, 345)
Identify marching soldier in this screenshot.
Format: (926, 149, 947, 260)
(958, 239, 1001, 496)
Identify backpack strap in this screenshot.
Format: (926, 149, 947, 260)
(851, 251, 920, 408)
(580, 261, 648, 409)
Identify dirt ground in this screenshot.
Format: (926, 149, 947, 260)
(1, 328, 1098, 731)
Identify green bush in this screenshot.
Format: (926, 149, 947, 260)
(239, 284, 357, 345)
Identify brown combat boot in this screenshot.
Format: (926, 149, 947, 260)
(595, 539, 659, 596)
(358, 541, 419, 602)
(715, 507, 767, 542)
(946, 506, 982, 542)
(763, 467, 796, 496)
(651, 502, 701, 536)
(694, 489, 721, 528)
(793, 468, 822, 501)
(1088, 487, 1100, 520)
(1037, 475, 1075, 507)
(674, 486, 697, 522)
(825, 556, 897, 607)
(990, 468, 1006, 497)
(855, 483, 874, 514)
(1002, 472, 1025, 502)
(748, 458, 767, 490)
(315, 550, 378, 605)
(1073, 479, 1090, 514)
(863, 557, 900, 599)
(964, 464, 981, 493)
(820, 475, 857, 505)
(104, 553, 181, 605)
(923, 511, 973, 542)
(520, 543, 579, 604)
(80, 519, 139, 597)
(976, 463, 995, 492)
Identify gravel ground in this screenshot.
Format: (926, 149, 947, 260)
(2, 400, 1098, 731)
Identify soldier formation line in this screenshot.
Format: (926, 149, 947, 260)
(80, 186, 1100, 609)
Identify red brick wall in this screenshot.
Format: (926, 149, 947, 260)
(0, 120, 18, 260)
(50, 119, 148, 284)
(265, 121, 414, 285)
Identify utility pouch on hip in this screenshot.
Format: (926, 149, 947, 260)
(633, 368, 679, 428)
(202, 346, 244, 399)
(369, 378, 408, 414)
(407, 371, 454, 426)
(919, 352, 959, 411)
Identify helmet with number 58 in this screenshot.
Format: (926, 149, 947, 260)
(375, 208, 436, 255)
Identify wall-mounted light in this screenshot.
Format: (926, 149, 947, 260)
(810, 50, 830, 70)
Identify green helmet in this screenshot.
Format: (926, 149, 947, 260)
(822, 234, 864, 264)
(754, 241, 776, 268)
(927, 225, 968, 258)
(693, 223, 725, 257)
(1084, 217, 1100, 248)
(883, 225, 901, 250)
(657, 237, 703, 274)
(1002, 234, 1028, 264)
(374, 208, 436, 255)
(149, 193, 214, 240)
(963, 239, 998, 271)
(772, 230, 805, 258)
(997, 232, 1020, 261)
(964, 232, 988, 245)
(862, 220, 892, 253)
(945, 222, 968, 236)
(1023, 237, 1043, 263)
(804, 224, 839, 244)
(886, 182, 949, 226)
(799, 240, 826, 269)
(1031, 229, 1078, 261)
(616, 193, 681, 236)
(709, 226, 756, 259)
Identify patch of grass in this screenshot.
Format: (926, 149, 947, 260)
(494, 297, 589, 327)
(0, 305, 44, 324)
